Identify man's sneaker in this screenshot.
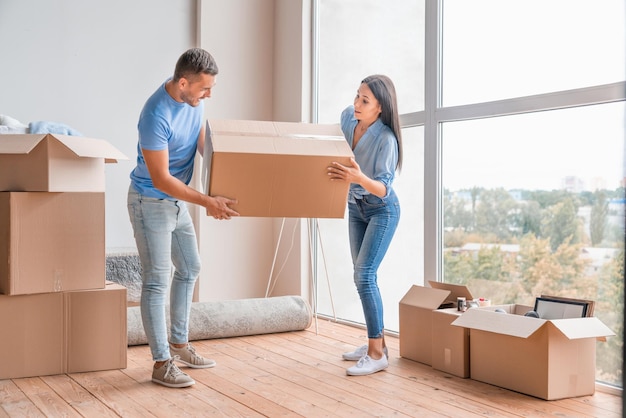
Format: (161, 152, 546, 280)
(152, 357, 195, 388)
(170, 343, 216, 369)
(342, 344, 389, 361)
(346, 354, 389, 376)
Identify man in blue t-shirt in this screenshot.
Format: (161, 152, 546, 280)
(127, 48, 239, 388)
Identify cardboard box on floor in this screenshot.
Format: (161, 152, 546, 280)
(399, 281, 473, 365)
(0, 192, 106, 295)
(431, 308, 470, 378)
(0, 134, 127, 192)
(202, 119, 353, 218)
(66, 282, 128, 373)
(0, 282, 127, 380)
(451, 304, 615, 400)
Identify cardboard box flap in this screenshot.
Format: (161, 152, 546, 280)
(209, 135, 351, 157)
(50, 134, 128, 163)
(273, 136, 352, 156)
(209, 119, 278, 137)
(451, 307, 546, 338)
(399, 285, 451, 310)
(274, 121, 343, 139)
(0, 135, 43, 154)
(208, 119, 344, 140)
(0, 134, 127, 163)
(428, 281, 474, 303)
(549, 317, 615, 339)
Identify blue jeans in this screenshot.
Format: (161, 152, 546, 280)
(127, 186, 201, 361)
(348, 190, 400, 339)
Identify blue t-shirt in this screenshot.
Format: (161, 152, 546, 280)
(340, 105, 398, 203)
(130, 79, 204, 199)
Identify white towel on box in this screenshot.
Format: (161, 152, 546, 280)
(0, 114, 28, 128)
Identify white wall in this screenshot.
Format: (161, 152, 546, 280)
(197, 0, 313, 301)
(0, 0, 313, 302)
(0, 0, 196, 250)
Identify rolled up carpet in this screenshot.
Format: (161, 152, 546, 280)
(127, 295, 312, 346)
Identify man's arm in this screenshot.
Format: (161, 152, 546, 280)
(142, 148, 239, 219)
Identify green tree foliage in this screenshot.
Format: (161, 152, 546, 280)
(541, 198, 581, 251)
(590, 191, 608, 246)
(595, 247, 624, 384)
(474, 188, 518, 240)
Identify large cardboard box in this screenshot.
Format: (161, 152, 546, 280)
(451, 305, 615, 400)
(431, 308, 470, 378)
(202, 119, 353, 218)
(0, 192, 106, 295)
(0, 134, 127, 192)
(399, 282, 473, 365)
(0, 292, 65, 379)
(66, 282, 128, 373)
(0, 282, 127, 379)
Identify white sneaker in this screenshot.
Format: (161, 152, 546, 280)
(346, 355, 389, 376)
(342, 344, 389, 361)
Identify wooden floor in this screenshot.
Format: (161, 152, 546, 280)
(0, 318, 622, 417)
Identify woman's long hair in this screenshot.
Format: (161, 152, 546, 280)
(362, 74, 403, 171)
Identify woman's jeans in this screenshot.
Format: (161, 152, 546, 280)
(348, 190, 400, 339)
(127, 186, 201, 361)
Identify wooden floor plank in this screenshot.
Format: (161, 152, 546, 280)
(255, 330, 502, 417)
(302, 319, 622, 418)
(200, 340, 359, 417)
(0, 320, 621, 418)
(123, 347, 268, 417)
(216, 336, 421, 418)
(0, 380, 45, 418)
(40, 374, 118, 418)
(11, 377, 80, 418)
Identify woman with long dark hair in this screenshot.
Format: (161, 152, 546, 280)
(328, 74, 403, 376)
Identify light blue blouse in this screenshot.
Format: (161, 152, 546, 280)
(340, 105, 398, 203)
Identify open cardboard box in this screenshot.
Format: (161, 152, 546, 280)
(0, 134, 127, 192)
(202, 119, 353, 218)
(431, 308, 471, 378)
(399, 282, 473, 365)
(451, 304, 615, 400)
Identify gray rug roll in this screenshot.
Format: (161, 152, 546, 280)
(127, 295, 313, 346)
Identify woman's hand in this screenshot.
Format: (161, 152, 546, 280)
(327, 157, 362, 184)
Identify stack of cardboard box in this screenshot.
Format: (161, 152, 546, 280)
(0, 133, 129, 379)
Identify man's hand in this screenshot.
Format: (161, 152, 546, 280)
(206, 196, 239, 220)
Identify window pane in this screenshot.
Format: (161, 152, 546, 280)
(442, 102, 625, 387)
(316, 126, 424, 332)
(317, 0, 425, 124)
(442, 0, 626, 106)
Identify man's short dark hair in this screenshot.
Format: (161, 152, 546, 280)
(173, 48, 219, 82)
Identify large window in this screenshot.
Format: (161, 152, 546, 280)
(314, 0, 424, 332)
(314, 0, 625, 389)
(437, 0, 625, 389)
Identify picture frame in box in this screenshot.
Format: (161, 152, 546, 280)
(534, 296, 591, 319)
(540, 294, 595, 317)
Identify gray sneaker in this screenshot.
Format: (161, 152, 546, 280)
(342, 344, 389, 361)
(170, 343, 216, 369)
(152, 357, 195, 388)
